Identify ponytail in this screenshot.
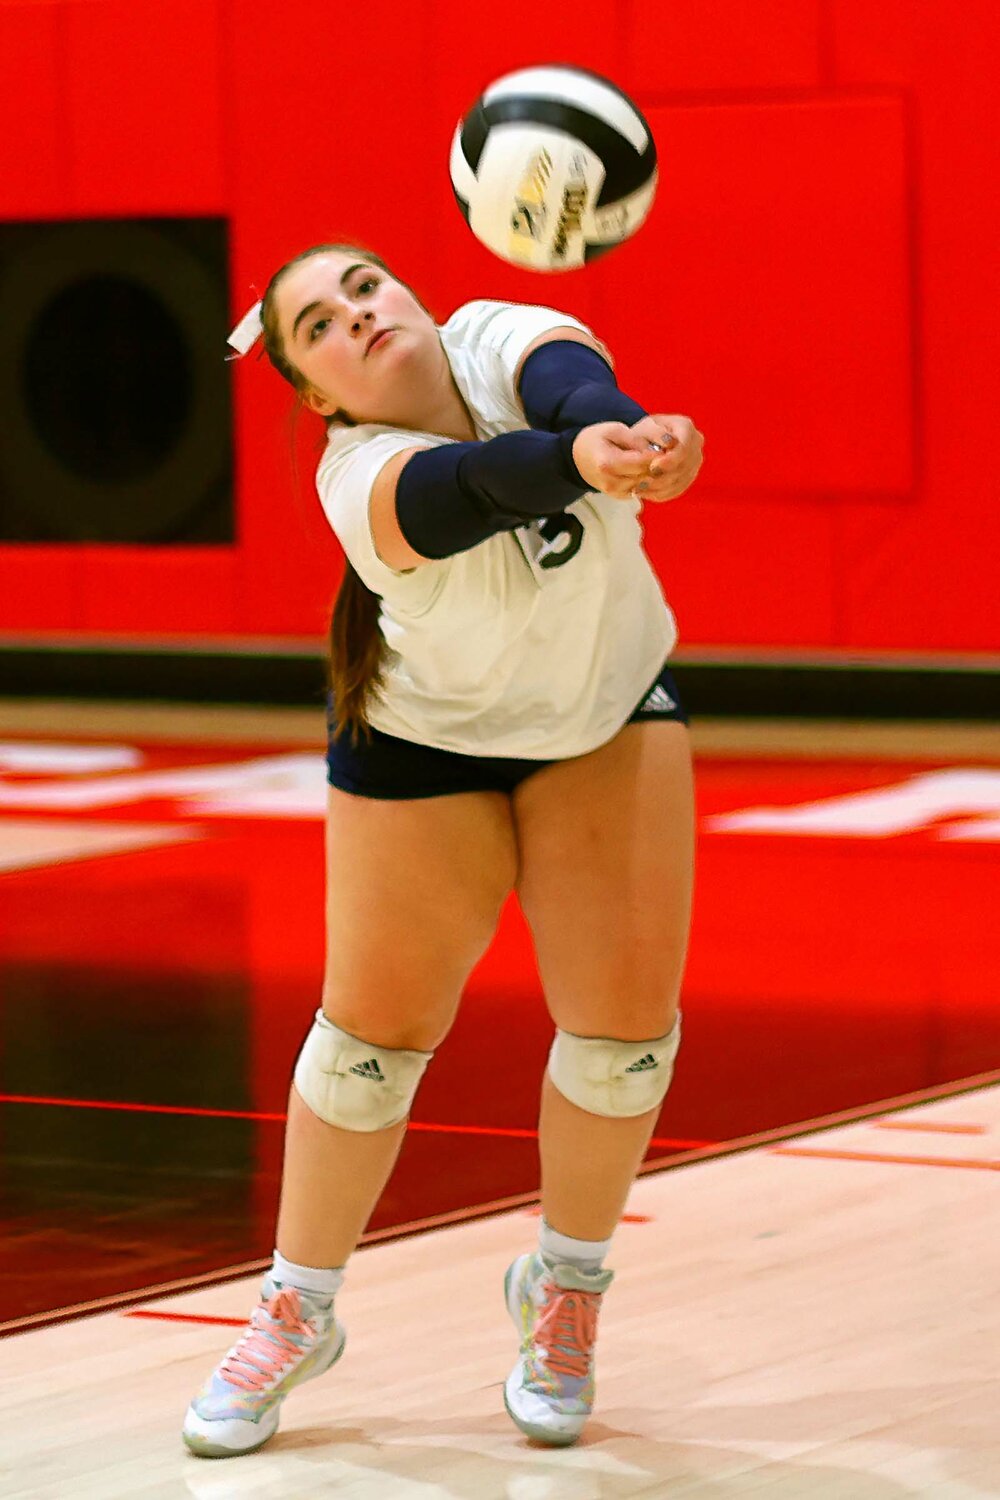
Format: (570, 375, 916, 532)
(327, 560, 387, 747)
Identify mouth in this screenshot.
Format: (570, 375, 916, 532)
(365, 328, 395, 355)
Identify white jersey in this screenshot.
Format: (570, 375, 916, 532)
(315, 299, 678, 759)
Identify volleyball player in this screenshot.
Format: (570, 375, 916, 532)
(182, 243, 703, 1456)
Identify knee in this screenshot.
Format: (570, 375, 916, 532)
(320, 993, 456, 1054)
(602, 983, 681, 1038)
(547, 1013, 682, 1118)
(632, 995, 682, 1044)
(570, 989, 680, 1051)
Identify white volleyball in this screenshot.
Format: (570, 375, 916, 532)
(449, 64, 658, 272)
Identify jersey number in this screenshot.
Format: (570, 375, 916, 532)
(536, 512, 585, 570)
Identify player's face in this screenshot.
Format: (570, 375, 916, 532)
(276, 252, 432, 420)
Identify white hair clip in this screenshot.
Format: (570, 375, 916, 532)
(226, 299, 264, 360)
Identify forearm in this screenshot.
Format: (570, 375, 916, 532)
(395, 428, 589, 561)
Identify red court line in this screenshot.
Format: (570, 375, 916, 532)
(0, 1092, 286, 1122)
(0, 1092, 712, 1150)
(874, 1121, 988, 1136)
(774, 1146, 999, 1171)
(409, 1122, 712, 1149)
(526, 1207, 652, 1223)
(126, 1310, 245, 1328)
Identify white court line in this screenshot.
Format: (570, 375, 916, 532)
(0, 817, 201, 874)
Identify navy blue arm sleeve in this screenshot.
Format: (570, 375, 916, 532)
(518, 340, 648, 433)
(395, 428, 590, 561)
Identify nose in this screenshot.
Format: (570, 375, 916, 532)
(347, 306, 374, 338)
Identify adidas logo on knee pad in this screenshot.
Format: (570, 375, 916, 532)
(348, 1059, 385, 1082)
(294, 1011, 433, 1130)
(547, 1024, 681, 1118)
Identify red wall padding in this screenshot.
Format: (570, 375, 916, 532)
(1, 0, 997, 653)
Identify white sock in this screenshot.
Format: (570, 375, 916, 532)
(538, 1218, 612, 1273)
(270, 1249, 344, 1299)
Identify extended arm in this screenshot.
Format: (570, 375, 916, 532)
(372, 336, 684, 573)
(394, 338, 659, 563)
(373, 422, 661, 571)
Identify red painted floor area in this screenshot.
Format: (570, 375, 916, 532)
(1, 736, 998, 1323)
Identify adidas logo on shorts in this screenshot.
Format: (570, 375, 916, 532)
(640, 685, 677, 715)
(349, 1059, 385, 1082)
(625, 1053, 658, 1073)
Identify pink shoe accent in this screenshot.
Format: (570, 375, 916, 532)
(534, 1281, 601, 1380)
(219, 1288, 316, 1393)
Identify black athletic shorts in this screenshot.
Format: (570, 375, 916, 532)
(325, 660, 688, 801)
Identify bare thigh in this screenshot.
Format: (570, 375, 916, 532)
(321, 785, 519, 1051)
(512, 721, 695, 1039)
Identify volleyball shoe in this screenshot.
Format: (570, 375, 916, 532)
(504, 1251, 614, 1445)
(182, 1277, 346, 1458)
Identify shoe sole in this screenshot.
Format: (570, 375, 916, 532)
(502, 1375, 582, 1446)
(181, 1324, 346, 1459)
(502, 1257, 585, 1448)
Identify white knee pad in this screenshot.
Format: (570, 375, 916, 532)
(547, 1015, 681, 1119)
(293, 1009, 433, 1131)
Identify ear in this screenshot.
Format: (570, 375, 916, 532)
(303, 387, 338, 418)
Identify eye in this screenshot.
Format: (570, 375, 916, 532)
(308, 317, 329, 343)
(358, 277, 379, 294)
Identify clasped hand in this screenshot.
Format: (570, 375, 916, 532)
(571, 415, 704, 502)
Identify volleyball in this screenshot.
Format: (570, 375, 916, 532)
(449, 64, 658, 272)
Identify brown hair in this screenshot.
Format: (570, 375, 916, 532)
(259, 243, 413, 748)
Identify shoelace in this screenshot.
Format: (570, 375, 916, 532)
(534, 1282, 601, 1380)
(219, 1288, 317, 1393)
